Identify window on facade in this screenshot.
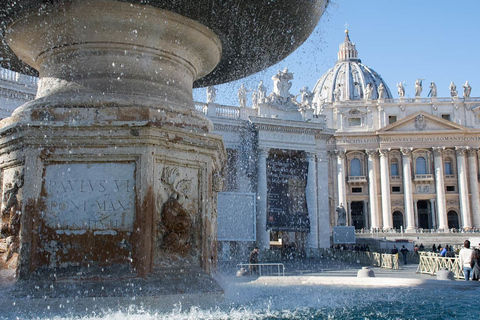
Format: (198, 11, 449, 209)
(446, 186, 455, 192)
(352, 187, 362, 193)
(388, 115, 397, 124)
(390, 163, 398, 176)
(392, 186, 401, 193)
(416, 156, 427, 174)
(441, 114, 451, 121)
(348, 117, 361, 127)
(444, 161, 453, 175)
(350, 158, 361, 176)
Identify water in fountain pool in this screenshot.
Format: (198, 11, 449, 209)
(2, 274, 479, 320)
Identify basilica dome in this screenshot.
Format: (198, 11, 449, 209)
(313, 30, 392, 103)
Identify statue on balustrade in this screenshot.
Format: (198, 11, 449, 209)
(206, 86, 217, 103)
(397, 82, 405, 98)
(377, 83, 385, 100)
(415, 78, 422, 97)
(463, 80, 472, 98)
(428, 82, 437, 97)
(450, 81, 458, 97)
(336, 204, 347, 226)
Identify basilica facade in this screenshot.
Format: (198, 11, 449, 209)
(314, 31, 480, 233)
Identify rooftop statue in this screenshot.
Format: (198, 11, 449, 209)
(415, 79, 422, 97)
(272, 68, 294, 99)
(377, 83, 385, 100)
(238, 83, 249, 108)
(463, 80, 472, 98)
(364, 83, 373, 100)
(299, 86, 314, 106)
(397, 82, 405, 98)
(206, 86, 217, 103)
(450, 82, 458, 97)
(428, 82, 437, 97)
(251, 90, 258, 107)
(257, 81, 267, 104)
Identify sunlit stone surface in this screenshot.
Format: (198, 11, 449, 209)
(0, 0, 328, 306)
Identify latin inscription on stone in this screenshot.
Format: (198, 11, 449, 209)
(44, 163, 135, 232)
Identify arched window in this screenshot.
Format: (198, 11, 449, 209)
(350, 158, 361, 176)
(416, 156, 427, 174)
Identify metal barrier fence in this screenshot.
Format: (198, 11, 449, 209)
(237, 263, 285, 276)
(415, 252, 464, 279)
(380, 253, 400, 269)
(319, 249, 417, 270)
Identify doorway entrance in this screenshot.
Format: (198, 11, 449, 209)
(417, 200, 431, 229)
(392, 211, 404, 229)
(351, 201, 365, 229)
(447, 210, 460, 229)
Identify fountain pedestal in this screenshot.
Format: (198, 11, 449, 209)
(1, 1, 225, 279)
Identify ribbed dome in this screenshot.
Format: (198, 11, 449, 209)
(313, 30, 392, 103)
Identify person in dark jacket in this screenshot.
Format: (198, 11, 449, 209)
(471, 249, 480, 281)
(249, 247, 259, 275)
(400, 245, 409, 264)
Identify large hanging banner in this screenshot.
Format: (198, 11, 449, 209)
(266, 152, 309, 232)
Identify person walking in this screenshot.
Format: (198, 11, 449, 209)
(459, 240, 474, 281)
(400, 245, 409, 265)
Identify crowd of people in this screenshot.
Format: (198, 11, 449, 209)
(245, 239, 480, 281)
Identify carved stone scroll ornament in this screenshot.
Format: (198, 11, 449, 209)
(157, 166, 193, 253)
(0, 169, 24, 264)
(0, 169, 24, 237)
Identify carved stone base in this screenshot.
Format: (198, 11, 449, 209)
(0, 120, 225, 279)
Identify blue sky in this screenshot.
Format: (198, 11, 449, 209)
(193, 0, 480, 105)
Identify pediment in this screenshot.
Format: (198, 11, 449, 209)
(378, 111, 468, 133)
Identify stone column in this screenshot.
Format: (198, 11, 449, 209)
(433, 147, 448, 230)
(379, 148, 392, 229)
(429, 199, 436, 229)
(468, 148, 480, 228)
(335, 150, 347, 210)
(256, 148, 270, 250)
(414, 199, 419, 227)
(306, 152, 319, 249)
(401, 147, 415, 231)
(316, 150, 330, 248)
(366, 149, 380, 230)
(456, 146, 472, 229)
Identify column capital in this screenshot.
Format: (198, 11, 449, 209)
(400, 147, 413, 156)
(305, 152, 316, 162)
(334, 149, 346, 158)
(258, 148, 270, 157)
(468, 147, 479, 157)
(455, 146, 469, 156)
(365, 149, 378, 157)
(432, 146, 445, 157)
(378, 148, 390, 157)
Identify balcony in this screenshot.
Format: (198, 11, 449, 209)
(390, 175, 401, 181)
(414, 174, 434, 183)
(348, 176, 367, 184)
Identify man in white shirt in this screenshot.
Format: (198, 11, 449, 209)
(459, 240, 474, 281)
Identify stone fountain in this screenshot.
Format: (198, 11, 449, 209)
(0, 0, 327, 303)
